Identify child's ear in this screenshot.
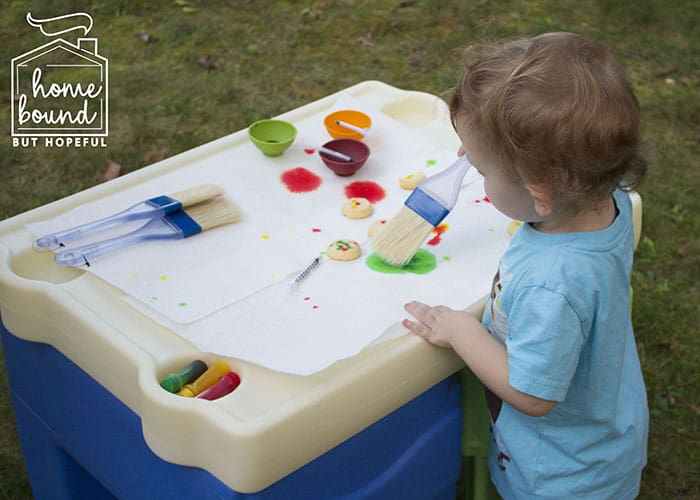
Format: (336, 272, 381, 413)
(526, 184, 554, 217)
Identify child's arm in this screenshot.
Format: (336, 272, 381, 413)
(403, 300, 556, 417)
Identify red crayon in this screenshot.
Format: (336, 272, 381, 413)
(195, 372, 241, 401)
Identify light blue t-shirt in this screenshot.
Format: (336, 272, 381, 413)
(482, 190, 648, 499)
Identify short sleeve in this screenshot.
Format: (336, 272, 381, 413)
(505, 286, 585, 401)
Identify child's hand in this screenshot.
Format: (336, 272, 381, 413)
(403, 300, 475, 349)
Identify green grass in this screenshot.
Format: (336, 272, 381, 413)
(1, 1, 698, 498)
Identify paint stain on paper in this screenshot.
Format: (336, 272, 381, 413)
(344, 181, 386, 203)
(303, 296, 319, 309)
(426, 159, 437, 167)
(427, 223, 449, 246)
(366, 249, 437, 275)
(178, 302, 188, 307)
(474, 196, 491, 204)
(281, 167, 323, 193)
(304, 148, 315, 155)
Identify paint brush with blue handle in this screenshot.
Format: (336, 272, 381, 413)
(371, 155, 472, 266)
(54, 198, 240, 267)
(35, 184, 224, 250)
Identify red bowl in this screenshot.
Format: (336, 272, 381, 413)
(319, 139, 370, 176)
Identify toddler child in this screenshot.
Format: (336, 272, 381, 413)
(403, 32, 648, 499)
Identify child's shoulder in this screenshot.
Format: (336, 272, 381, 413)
(505, 193, 634, 296)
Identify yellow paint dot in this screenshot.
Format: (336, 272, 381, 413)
(261, 235, 270, 240)
(159, 275, 168, 281)
(507, 220, 523, 236)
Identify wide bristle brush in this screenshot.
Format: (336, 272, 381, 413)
(371, 155, 472, 267)
(54, 198, 240, 267)
(34, 184, 224, 250)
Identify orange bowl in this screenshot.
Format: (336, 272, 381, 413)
(324, 110, 371, 140)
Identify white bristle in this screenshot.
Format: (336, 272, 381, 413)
(169, 183, 225, 206)
(370, 206, 435, 266)
(186, 198, 241, 231)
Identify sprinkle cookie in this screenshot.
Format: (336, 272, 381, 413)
(399, 172, 426, 190)
(327, 239, 361, 261)
(342, 197, 373, 219)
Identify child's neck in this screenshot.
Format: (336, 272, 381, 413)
(532, 196, 616, 234)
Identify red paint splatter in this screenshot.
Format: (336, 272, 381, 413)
(304, 297, 311, 301)
(475, 196, 491, 204)
(427, 223, 449, 246)
(313, 305, 319, 309)
(344, 181, 386, 203)
(304, 148, 315, 155)
(281, 167, 322, 193)
(311, 228, 321, 233)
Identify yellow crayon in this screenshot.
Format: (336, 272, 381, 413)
(177, 361, 230, 398)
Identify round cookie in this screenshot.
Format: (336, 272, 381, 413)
(327, 239, 361, 261)
(399, 172, 426, 190)
(367, 219, 387, 238)
(342, 197, 373, 219)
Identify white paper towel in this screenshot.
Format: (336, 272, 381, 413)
(29, 94, 512, 374)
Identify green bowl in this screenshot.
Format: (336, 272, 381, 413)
(248, 119, 297, 156)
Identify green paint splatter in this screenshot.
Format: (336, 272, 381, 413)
(426, 159, 437, 167)
(365, 249, 437, 274)
(177, 302, 188, 307)
(442, 255, 451, 262)
(148, 296, 158, 302)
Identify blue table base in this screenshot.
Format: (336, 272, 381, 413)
(1, 317, 462, 499)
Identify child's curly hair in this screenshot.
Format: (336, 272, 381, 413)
(450, 32, 646, 214)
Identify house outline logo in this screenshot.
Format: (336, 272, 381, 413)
(11, 12, 108, 143)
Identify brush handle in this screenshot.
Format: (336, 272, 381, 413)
(298, 138, 353, 162)
(53, 215, 189, 267)
(318, 146, 353, 162)
(335, 120, 368, 136)
(35, 196, 182, 249)
(417, 156, 471, 210)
